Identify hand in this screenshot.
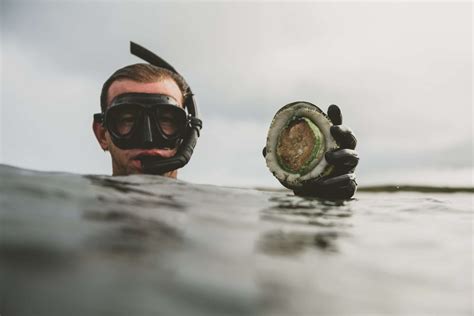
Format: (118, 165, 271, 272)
(293, 105, 359, 199)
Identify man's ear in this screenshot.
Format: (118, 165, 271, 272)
(93, 121, 109, 151)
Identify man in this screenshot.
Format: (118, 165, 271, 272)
(93, 65, 187, 178)
(93, 42, 202, 179)
(93, 42, 358, 199)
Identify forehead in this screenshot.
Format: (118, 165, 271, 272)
(107, 79, 183, 108)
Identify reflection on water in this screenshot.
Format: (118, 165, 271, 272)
(0, 165, 472, 316)
(262, 195, 352, 226)
(258, 195, 352, 256)
(259, 230, 340, 255)
(84, 212, 183, 257)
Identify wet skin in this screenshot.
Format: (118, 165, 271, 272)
(93, 79, 184, 178)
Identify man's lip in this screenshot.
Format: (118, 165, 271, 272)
(132, 151, 164, 160)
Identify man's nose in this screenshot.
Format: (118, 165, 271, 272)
(143, 116, 154, 146)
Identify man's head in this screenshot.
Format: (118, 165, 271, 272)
(93, 63, 188, 177)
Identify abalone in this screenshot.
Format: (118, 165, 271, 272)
(265, 101, 338, 189)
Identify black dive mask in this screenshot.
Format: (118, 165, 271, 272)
(94, 42, 202, 175)
(102, 93, 186, 150)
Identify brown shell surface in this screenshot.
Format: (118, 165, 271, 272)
(276, 119, 316, 173)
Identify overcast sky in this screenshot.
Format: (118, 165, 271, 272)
(1, 1, 472, 187)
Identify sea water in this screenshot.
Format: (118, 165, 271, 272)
(0, 164, 472, 316)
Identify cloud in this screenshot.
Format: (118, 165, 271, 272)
(180, 116, 278, 187)
(1, 40, 108, 174)
(2, 1, 472, 186)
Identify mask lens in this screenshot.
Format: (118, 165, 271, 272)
(108, 105, 141, 137)
(156, 106, 186, 137)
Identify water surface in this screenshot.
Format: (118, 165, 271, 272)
(0, 165, 472, 315)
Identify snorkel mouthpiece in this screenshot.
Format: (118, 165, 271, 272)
(139, 123, 200, 175)
(139, 156, 168, 174)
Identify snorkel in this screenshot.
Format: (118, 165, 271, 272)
(94, 42, 202, 175)
(130, 42, 202, 175)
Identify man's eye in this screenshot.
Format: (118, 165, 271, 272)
(113, 114, 137, 135)
(158, 116, 178, 135)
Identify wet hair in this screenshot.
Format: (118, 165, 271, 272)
(100, 63, 189, 112)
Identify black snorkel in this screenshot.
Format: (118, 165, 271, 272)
(129, 41, 202, 175)
(130, 42, 202, 174)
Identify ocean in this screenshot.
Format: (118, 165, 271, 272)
(0, 164, 472, 316)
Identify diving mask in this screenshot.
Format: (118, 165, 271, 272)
(96, 93, 188, 150)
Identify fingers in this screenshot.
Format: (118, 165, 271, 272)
(317, 173, 357, 200)
(327, 104, 342, 125)
(319, 173, 356, 188)
(330, 125, 357, 149)
(295, 173, 357, 200)
(327, 104, 357, 149)
(325, 149, 359, 173)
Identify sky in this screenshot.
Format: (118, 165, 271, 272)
(1, 1, 472, 188)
